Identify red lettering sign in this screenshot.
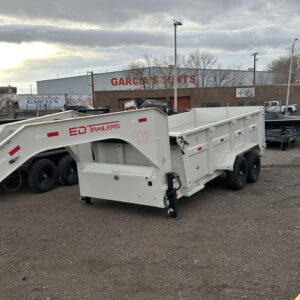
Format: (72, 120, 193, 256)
(111, 78, 118, 86)
(189, 75, 196, 84)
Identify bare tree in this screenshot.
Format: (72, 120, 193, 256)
(256, 72, 272, 85)
(268, 52, 300, 84)
(143, 55, 160, 89)
(185, 51, 217, 87)
(153, 54, 186, 88)
(210, 65, 232, 86)
(124, 60, 147, 89)
(227, 65, 246, 86)
(125, 54, 187, 90)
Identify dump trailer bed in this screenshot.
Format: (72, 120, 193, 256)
(0, 107, 265, 217)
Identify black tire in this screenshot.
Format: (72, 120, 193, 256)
(227, 155, 248, 190)
(244, 151, 261, 183)
(28, 159, 57, 193)
(58, 155, 78, 186)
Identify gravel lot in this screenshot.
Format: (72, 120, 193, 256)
(0, 142, 299, 300)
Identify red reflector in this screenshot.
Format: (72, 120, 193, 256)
(253, 126, 256, 129)
(220, 138, 224, 142)
(198, 147, 202, 151)
(47, 132, 59, 138)
(238, 131, 242, 135)
(138, 118, 147, 123)
(9, 145, 21, 156)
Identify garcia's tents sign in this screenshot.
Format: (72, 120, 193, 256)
(18, 95, 65, 110)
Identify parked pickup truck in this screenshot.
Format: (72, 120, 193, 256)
(264, 101, 298, 115)
(123, 99, 173, 115)
(65, 105, 110, 114)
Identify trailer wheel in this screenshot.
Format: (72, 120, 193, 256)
(28, 159, 57, 193)
(227, 155, 248, 190)
(58, 155, 78, 186)
(244, 151, 261, 183)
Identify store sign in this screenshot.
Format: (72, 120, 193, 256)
(236, 87, 255, 98)
(66, 95, 93, 106)
(18, 95, 65, 110)
(110, 75, 196, 87)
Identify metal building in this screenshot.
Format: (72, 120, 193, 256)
(37, 68, 274, 95)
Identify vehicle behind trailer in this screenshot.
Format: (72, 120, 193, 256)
(123, 99, 173, 114)
(264, 101, 298, 115)
(0, 112, 80, 192)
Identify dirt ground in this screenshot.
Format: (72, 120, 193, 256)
(0, 142, 299, 300)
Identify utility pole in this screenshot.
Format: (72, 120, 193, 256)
(286, 38, 298, 114)
(251, 52, 259, 85)
(173, 19, 182, 113)
(87, 71, 95, 107)
(91, 71, 95, 107)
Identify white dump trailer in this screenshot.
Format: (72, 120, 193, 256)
(0, 107, 265, 217)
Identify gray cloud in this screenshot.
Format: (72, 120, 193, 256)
(0, 24, 171, 48)
(1, 22, 297, 54)
(1, 0, 300, 25)
(1, 0, 300, 89)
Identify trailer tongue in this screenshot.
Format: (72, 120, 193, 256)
(0, 107, 265, 217)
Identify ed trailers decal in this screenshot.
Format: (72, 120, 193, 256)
(69, 121, 120, 136)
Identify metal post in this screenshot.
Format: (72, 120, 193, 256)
(87, 71, 95, 108)
(173, 20, 182, 113)
(91, 71, 95, 108)
(251, 52, 258, 85)
(286, 38, 298, 114)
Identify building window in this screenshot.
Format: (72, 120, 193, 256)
(201, 103, 220, 107)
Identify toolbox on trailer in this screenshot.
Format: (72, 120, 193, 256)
(0, 107, 265, 217)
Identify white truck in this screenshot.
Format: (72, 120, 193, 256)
(264, 100, 298, 115)
(0, 106, 265, 217)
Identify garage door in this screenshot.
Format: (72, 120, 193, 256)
(170, 97, 191, 113)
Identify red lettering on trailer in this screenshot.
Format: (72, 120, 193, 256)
(88, 121, 120, 133)
(47, 132, 59, 138)
(69, 126, 87, 136)
(69, 121, 120, 136)
(9, 145, 21, 156)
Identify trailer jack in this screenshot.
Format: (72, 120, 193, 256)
(165, 172, 181, 219)
(80, 196, 94, 205)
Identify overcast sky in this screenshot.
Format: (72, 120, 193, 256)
(0, 0, 300, 93)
